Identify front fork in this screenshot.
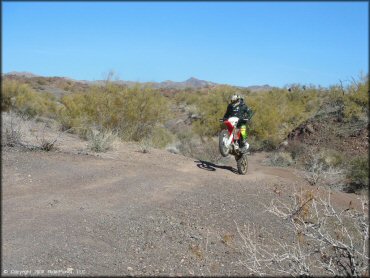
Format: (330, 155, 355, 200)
(224, 119, 239, 148)
(224, 134, 232, 148)
(224, 128, 240, 149)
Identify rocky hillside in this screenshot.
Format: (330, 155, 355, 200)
(287, 101, 368, 157)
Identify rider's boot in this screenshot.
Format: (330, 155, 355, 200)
(239, 139, 249, 154)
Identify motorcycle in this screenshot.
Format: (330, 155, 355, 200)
(218, 117, 249, 175)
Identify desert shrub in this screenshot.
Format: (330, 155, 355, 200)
(137, 138, 151, 153)
(4, 127, 22, 147)
(149, 125, 174, 149)
(319, 149, 344, 168)
(326, 76, 369, 122)
(285, 140, 308, 160)
(188, 86, 235, 137)
(174, 91, 202, 106)
(265, 152, 294, 167)
(247, 135, 264, 152)
(36, 78, 47, 86)
(177, 130, 198, 157)
(2, 80, 58, 118)
(241, 189, 369, 276)
(343, 78, 369, 121)
(30, 122, 62, 152)
(190, 85, 321, 150)
(2, 111, 67, 151)
(58, 84, 171, 143)
(87, 129, 118, 152)
(302, 149, 347, 187)
(247, 89, 320, 149)
(116, 86, 170, 141)
(191, 85, 236, 138)
(347, 156, 369, 190)
(192, 97, 226, 138)
(2, 112, 24, 147)
(1, 80, 27, 111)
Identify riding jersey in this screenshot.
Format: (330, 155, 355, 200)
(223, 100, 253, 125)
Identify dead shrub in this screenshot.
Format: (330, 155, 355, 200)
(302, 148, 346, 187)
(87, 129, 118, 152)
(137, 138, 151, 153)
(265, 152, 294, 167)
(2, 111, 27, 147)
(236, 188, 369, 276)
(346, 156, 369, 192)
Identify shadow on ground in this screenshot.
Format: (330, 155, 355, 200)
(194, 160, 238, 174)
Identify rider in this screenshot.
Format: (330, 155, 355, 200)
(223, 93, 253, 153)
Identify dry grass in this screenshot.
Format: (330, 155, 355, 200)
(264, 151, 294, 167)
(87, 129, 118, 152)
(2, 111, 65, 151)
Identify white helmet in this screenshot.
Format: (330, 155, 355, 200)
(230, 94, 239, 103)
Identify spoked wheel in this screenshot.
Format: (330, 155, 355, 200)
(236, 154, 248, 175)
(219, 129, 230, 157)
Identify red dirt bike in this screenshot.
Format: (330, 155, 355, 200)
(219, 117, 249, 175)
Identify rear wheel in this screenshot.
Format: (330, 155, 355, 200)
(219, 130, 230, 157)
(236, 154, 248, 175)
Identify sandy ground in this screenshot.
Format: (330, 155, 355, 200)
(2, 119, 366, 276)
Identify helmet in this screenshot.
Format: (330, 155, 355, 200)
(230, 94, 239, 103)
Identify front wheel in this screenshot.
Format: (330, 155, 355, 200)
(236, 154, 248, 175)
(219, 129, 230, 157)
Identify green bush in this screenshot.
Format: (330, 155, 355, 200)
(248, 89, 320, 147)
(149, 125, 174, 149)
(343, 79, 369, 121)
(174, 91, 202, 106)
(190, 85, 238, 138)
(347, 156, 369, 190)
(58, 84, 171, 142)
(326, 76, 369, 122)
(190, 85, 321, 150)
(2, 80, 58, 118)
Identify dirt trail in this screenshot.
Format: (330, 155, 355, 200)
(2, 142, 364, 276)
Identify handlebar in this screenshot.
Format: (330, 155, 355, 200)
(220, 118, 250, 123)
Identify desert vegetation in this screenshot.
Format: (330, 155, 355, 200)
(2, 74, 368, 190)
(236, 187, 369, 276)
(2, 80, 58, 118)
(58, 84, 171, 144)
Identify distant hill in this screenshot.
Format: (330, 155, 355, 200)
(245, 84, 274, 92)
(3, 71, 277, 92)
(113, 77, 218, 89)
(84, 77, 276, 91)
(6, 71, 40, 78)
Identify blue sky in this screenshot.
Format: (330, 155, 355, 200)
(2, 1, 368, 87)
